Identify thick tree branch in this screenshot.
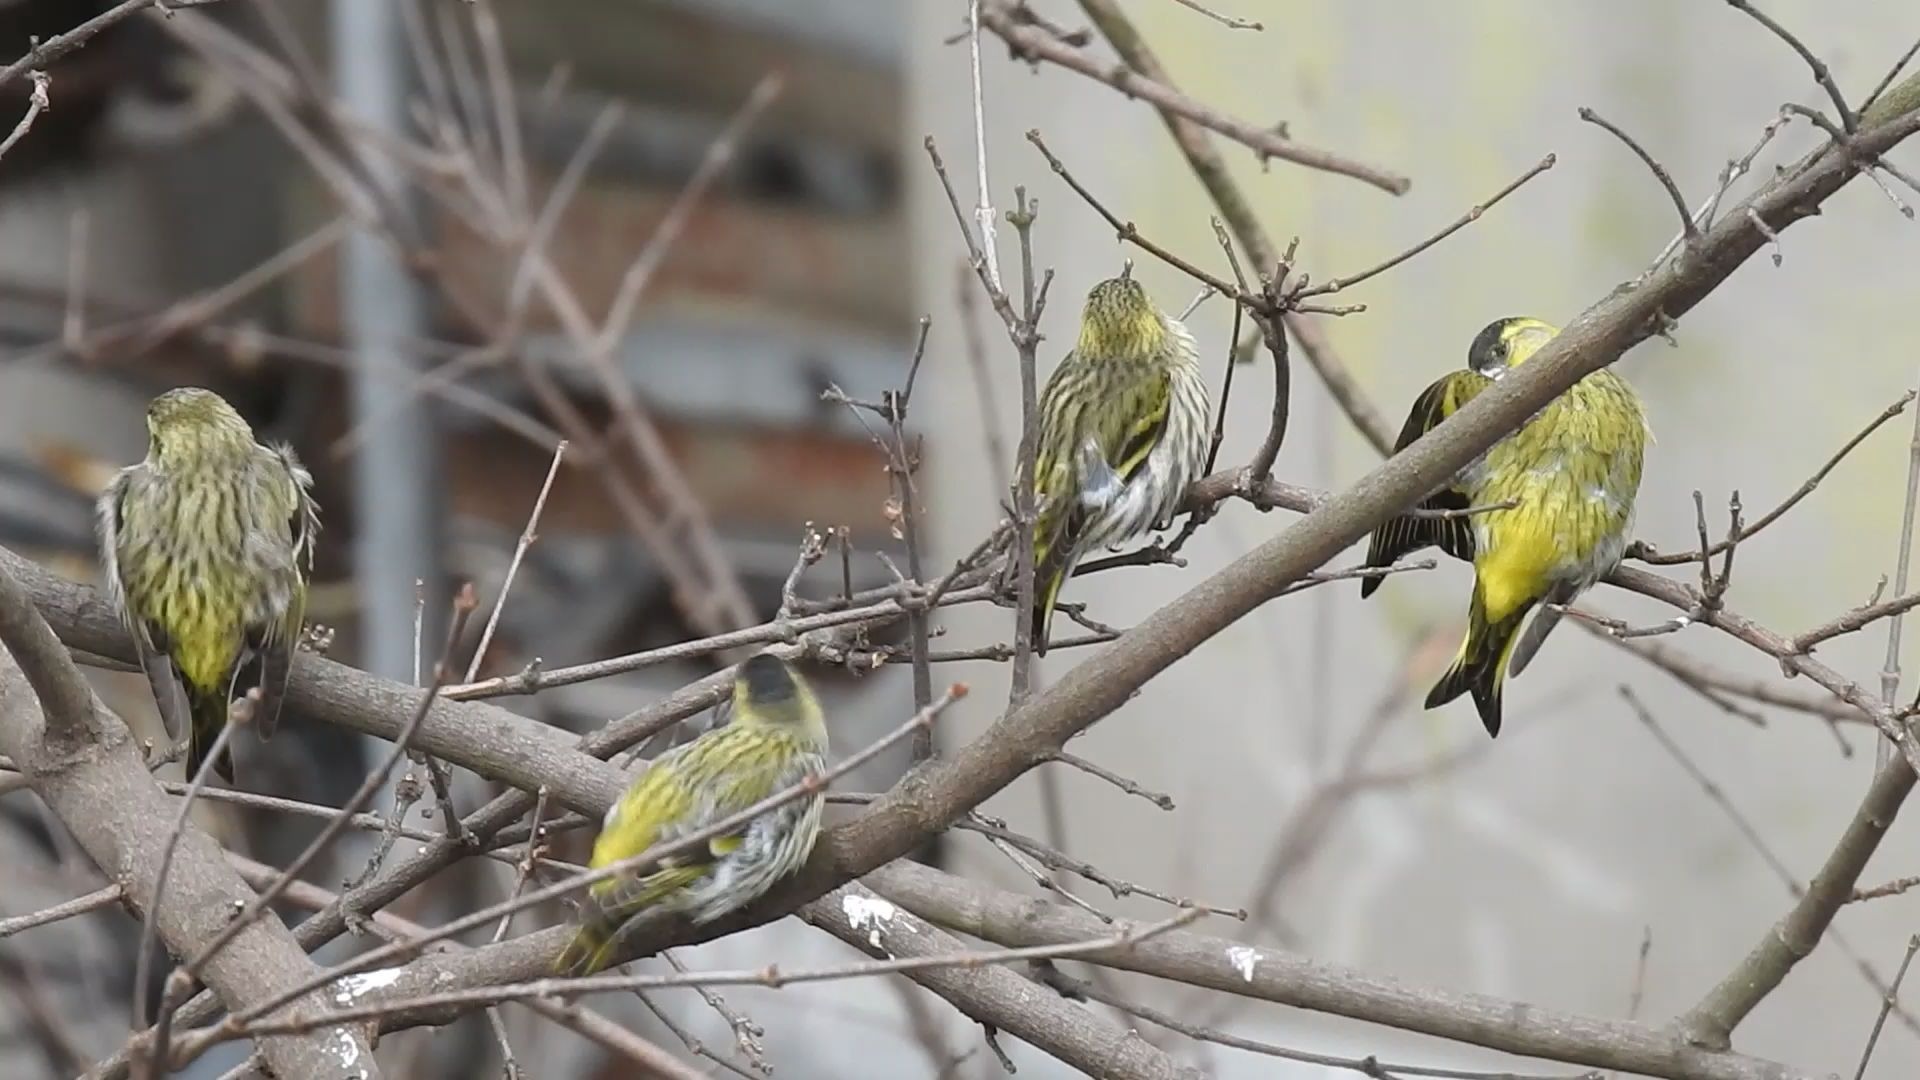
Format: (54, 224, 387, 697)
(0, 561, 378, 1080)
(866, 861, 1810, 1080)
(800, 885, 1204, 1080)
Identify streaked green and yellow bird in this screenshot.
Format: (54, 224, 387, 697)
(556, 653, 829, 976)
(100, 387, 318, 781)
(1361, 316, 1649, 736)
(1028, 272, 1210, 650)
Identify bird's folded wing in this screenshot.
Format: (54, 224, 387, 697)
(1362, 370, 1489, 596)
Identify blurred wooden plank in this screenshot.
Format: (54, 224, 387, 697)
(489, 0, 901, 153)
(287, 174, 911, 337)
(440, 415, 900, 542)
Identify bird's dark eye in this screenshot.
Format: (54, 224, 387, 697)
(1492, 341, 1509, 359)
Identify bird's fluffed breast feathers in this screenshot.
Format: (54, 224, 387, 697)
(1076, 275, 1167, 362)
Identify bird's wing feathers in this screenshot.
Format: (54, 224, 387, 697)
(276, 446, 320, 575)
(252, 448, 317, 742)
(96, 471, 129, 621)
(582, 731, 803, 937)
(1033, 360, 1171, 557)
(100, 470, 193, 744)
(1362, 371, 1489, 597)
(1106, 371, 1172, 484)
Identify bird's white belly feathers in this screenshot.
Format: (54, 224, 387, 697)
(1077, 360, 1208, 554)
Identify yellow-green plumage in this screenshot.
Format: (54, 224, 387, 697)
(99, 387, 317, 781)
(556, 654, 829, 976)
(1363, 317, 1648, 736)
(1029, 274, 1209, 650)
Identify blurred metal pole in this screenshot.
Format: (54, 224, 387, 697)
(326, 6, 474, 1073)
(331, 0, 440, 682)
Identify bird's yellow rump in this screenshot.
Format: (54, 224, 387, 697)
(99, 387, 318, 781)
(1027, 272, 1210, 650)
(556, 653, 830, 976)
(1362, 317, 1648, 735)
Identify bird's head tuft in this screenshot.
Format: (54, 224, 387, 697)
(1076, 275, 1167, 361)
(1467, 317, 1560, 378)
(732, 653, 826, 739)
(739, 653, 798, 704)
(145, 387, 256, 464)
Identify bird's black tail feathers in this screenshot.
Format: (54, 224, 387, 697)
(186, 687, 234, 782)
(1425, 586, 1534, 737)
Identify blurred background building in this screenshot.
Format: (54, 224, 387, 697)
(2, 0, 1919, 1077)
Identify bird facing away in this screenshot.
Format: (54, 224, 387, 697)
(1361, 317, 1648, 736)
(556, 653, 830, 976)
(1027, 273, 1210, 650)
(99, 387, 318, 781)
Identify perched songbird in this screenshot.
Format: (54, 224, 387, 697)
(1028, 272, 1210, 650)
(556, 653, 829, 976)
(1361, 317, 1648, 736)
(99, 387, 318, 781)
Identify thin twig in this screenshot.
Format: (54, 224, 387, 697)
(0, 2, 231, 89)
(1046, 750, 1175, 811)
(485, 1006, 521, 1079)
(662, 951, 770, 1076)
(1005, 187, 1046, 693)
(1862, 36, 1920, 122)
(1880, 368, 1920, 769)
(1747, 205, 1784, 265)
(1725, 0, 1853, 131)
(924, 806, 1243, 918)
(980, 0, 1408, 193)
(968, 0, 1005, 291)
(1027, 130, 1242, 301)
(1167, 0, 1262, 31)
(1852, 876, 1920, 903)
(0, 883, 123, 939)
(985, 832, 1114, 923)
(444, 583, 1001, 699)
(1633, 391, 1914, 564)
(1853, 934, 1920, 1080)
(466, 441, 567, 682)
(1628, 927, 1653, 1022)
(595, 73, 784, 351)
(1579, 107, 1696, 240)
(489, 786, 551, 945)
(1302, 154, 1557, 295)
(0, 70, 50, 163)
(890, 318, 939, 759)
(1793, 591, 1920, 654)
(1642, 113, 1794, 281)
(633, 988, 761, 1080)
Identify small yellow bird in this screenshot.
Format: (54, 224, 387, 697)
(1028, 273, 1210, 650)
(556, 653, 829, 976)
(99, 387, 318, 780)
(1362, 317, 1648, 735)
